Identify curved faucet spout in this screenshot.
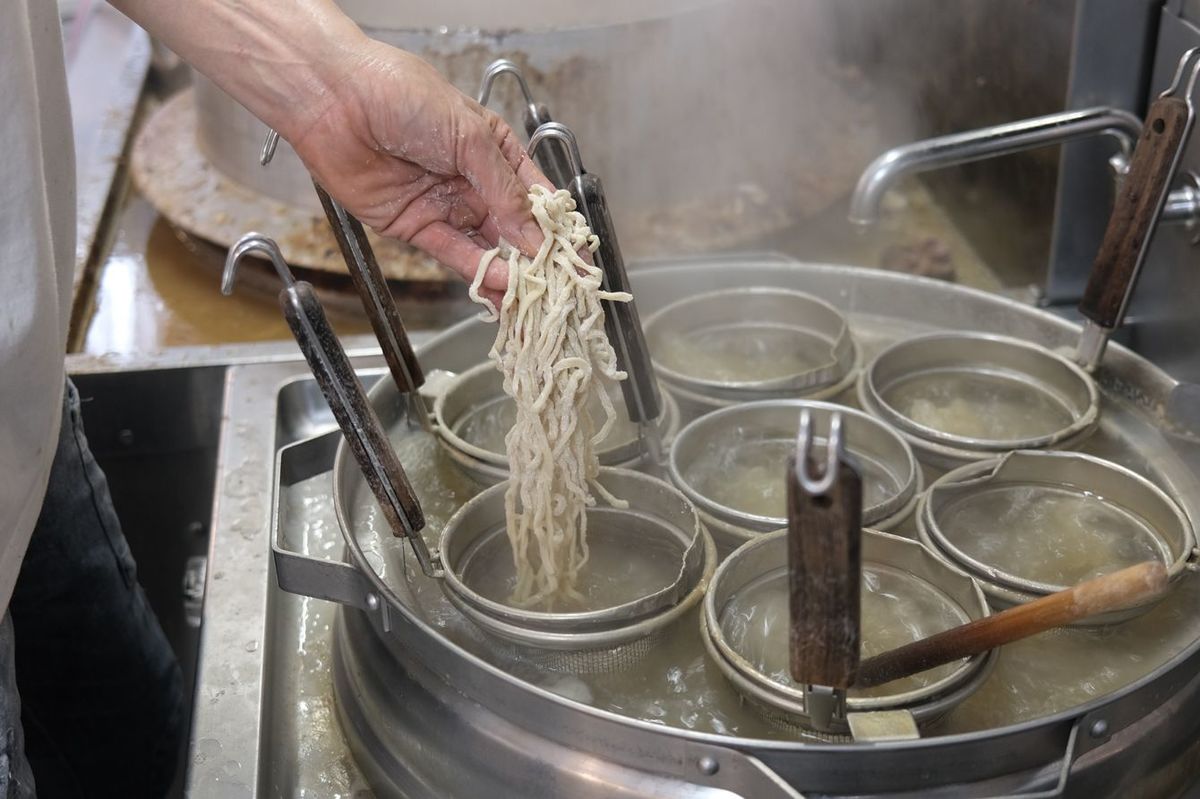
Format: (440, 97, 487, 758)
(848, 106, 1142, 227)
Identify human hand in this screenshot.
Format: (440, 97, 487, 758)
(284, 41, 551, 294)
(108, 0, 547, 293)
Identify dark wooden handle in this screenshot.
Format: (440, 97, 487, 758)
(788, 457, 863, 688)
(1079, 96, 1190, 330)
(281, 283, 426, 539)
(314, 183, 425, 393)
(578, 174, 662, 424)
(855, 561, 1168, 689)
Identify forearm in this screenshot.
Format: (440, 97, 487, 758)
(109, 0, 369, 140)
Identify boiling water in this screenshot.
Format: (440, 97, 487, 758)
(937, 483, 1170, 587)
(655, 324, 834, 383)
(684, 435, 898, 520)
(458, 510, 686, 613)
(719, 564, 969, 699)
(342, 418, 1200, 741)
(455, 381, 637, 457)
(882, 369, 1076, 441)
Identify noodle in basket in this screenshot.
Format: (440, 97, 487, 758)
(469, 185, 631, 607)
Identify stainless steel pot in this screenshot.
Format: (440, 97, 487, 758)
(272, 257, 1200, 797)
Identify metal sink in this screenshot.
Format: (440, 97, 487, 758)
(65, 338, 399, 797)
(69, 365, 224, 796)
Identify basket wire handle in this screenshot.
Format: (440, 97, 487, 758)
(787, 410, 862, 731)
(527, 122, 665, 470)
(477, 59, 574, 191)
(223, 233, 437, 578)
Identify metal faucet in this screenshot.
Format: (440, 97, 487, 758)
(848, 106, 1144, 227)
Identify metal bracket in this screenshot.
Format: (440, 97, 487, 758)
(681, 740, 806, 799)
(802, 684, 845, 732)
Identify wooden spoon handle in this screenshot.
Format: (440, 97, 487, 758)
(855, 561, 1169, 689)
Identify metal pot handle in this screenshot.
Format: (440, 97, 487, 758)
(272, 431, 373, 609)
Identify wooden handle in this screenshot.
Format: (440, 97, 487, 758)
(1079, 96, 1190, 330)
(313, 182, 425, 393)
(788, 456, 862, 688)
(578, 174, 662, 424)
(281, 283, 426, 539)
(855, 561, 1169, 689)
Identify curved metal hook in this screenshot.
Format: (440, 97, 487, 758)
(260, 129, 280, 166)
(222, 232, 296, 295)
(527, 122, 585, 180)
(1162, 46, 1200, 108)
(477, 59, 536, 107)
(795, 410, 843, 495)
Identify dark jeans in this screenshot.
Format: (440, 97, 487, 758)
(0, 381, 184, 798)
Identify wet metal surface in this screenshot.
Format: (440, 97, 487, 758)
(79, 193, 476, 356)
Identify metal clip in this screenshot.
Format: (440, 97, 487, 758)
(477, 58, 537, 110)
(527, 121, 587, 183)
(795, 409, 843, 496)
(1160, 46, 1200, 106)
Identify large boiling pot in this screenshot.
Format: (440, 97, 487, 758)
(194, 0, 883, 258)
(275, 258, 1200, 797)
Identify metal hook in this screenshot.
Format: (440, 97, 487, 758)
(222, 232, 296, 294)
(527, 122, 586, 181)
(477, 58, 537, 108)
(260, 129, 280, 166)
(1161, 46, 1200, 110)
(795, 410, 843, 495)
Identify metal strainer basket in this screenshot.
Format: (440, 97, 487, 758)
(431, 362, 680, 485)
(917, 450, 1196, 625)
(643, 287, 859, 410)
(702, 529, 994, 737)
(858, 332, 1099, 468)
(438, 467, 716, 672)
(669, 400, 921, 553)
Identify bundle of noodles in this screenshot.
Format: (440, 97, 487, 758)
(469, 185, 631, 607)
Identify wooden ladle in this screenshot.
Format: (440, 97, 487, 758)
(854, 561, 1169, 689)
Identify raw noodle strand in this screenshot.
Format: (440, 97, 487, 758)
(470, 186, 632, 607)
